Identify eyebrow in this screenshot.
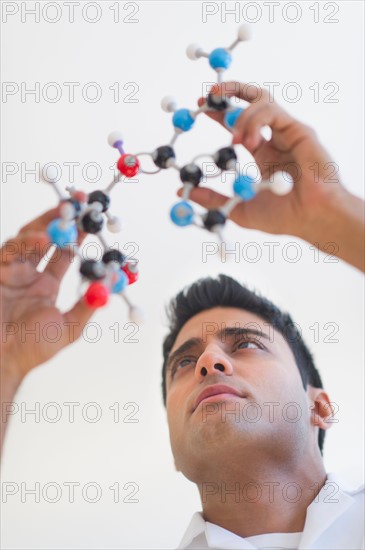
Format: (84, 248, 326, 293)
(166, 327, 271, 372)
(166, 337, 202, 371)
(217, 327, 271, 342)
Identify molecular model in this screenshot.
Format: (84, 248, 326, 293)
(39, 25, 292, 316)
(109, 24, 293, 245)
(41, 140, 142, 320)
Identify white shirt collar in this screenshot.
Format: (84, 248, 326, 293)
(177, 472, 364, 549)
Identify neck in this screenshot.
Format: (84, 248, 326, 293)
(197, 454, 327, 538)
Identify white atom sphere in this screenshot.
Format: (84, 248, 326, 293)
(127, 260, 139, 274)
(237, 24, 252, 41)
(186, 43, 203, 60)
(42, 164, 59, 183)
(107, 131, 124, 148)
(107, 216, 123, 233)
(270, 172, 294, 195)
(60, 201, 75, 221)
(129, 306, 145, 324)
(161, 96, 177, 113)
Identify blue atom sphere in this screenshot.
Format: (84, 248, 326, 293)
(224, 108, 244, 130)
(209, 48, 232, 71)
(170, 201, 194, 227)
(172, 109, 195, 132)
(47, 219, 78, 247)
(233, 175, 256, 201)
(112, 270, 129, 294)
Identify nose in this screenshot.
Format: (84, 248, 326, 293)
(194, 345, 234, 381)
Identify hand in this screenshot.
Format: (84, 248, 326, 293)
(178, 82, 346, 239)
(0, 207, 93, 383)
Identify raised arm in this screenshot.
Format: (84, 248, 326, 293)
(179, 82, 364, 272)
(0, 208, 93, 452)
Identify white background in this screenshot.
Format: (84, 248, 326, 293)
(1, 1, 364, 548)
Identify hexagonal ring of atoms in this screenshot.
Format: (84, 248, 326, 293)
(111, 24, 293, 247)
(41, 140, 143, 322)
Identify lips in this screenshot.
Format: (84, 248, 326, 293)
(193, 384, 244, 411)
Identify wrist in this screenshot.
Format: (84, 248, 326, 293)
(1, 355, 24, 397)
(297, 184, 346, 242)
(1, 356, 23, 451)
(297, 185, 365, 271)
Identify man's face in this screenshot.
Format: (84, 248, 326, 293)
(165, 307, 317, 482)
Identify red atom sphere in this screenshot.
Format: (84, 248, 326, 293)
(117, 154, 140, 178)
(73, 191, 87, 203)
(84, 282, 109, 308)
(122, 265, 139, 285)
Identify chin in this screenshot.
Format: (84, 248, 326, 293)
(190, 419, 245, 452)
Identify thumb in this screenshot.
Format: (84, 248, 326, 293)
(177, 186, 229, 210)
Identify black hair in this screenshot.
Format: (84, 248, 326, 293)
(162, 274, 326, 454)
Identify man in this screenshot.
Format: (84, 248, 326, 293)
(1, 83, 364, 548)
(162, 274, 364, 548)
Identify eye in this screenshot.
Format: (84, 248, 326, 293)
(235, 339, 263, 351)
(170, 357, 197, 379)
(178, 358, 195, 368)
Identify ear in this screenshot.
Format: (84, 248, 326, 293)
(307, 385, 336, 432)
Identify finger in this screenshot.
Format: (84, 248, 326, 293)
(0, 262, 40, 286)
(1, 232, 50, 266)
(63, 297, 96, 342)
(232, 103, 270, 148)
(19, 206, 61, 234)
(204, 82, 262, 102)
(43, 246, 77, 282)
(232, 102, 295, 149)
(177, 186, 229, 210)
(215, 81, 268, 103)
(197, 82, 268, 134)
(177, 186, 248, 229)
(201, 82, 297, 149)
(44, 231, 86, 282)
